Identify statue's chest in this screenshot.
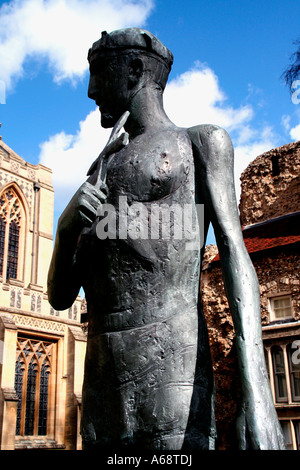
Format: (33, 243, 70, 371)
(106, 132, 193, 203)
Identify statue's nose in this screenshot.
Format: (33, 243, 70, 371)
(88, 76, 99, 101)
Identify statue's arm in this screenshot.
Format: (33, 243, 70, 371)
(47, 181, 106, 310)
(188, 124, 285, 450)
(189, 125, 259, 341)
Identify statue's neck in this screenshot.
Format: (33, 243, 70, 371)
(125, 86, 173, 139)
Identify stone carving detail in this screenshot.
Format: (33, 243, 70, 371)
(17, 289, 22, 309)
(10, 161, 20, 174)
(0, 170, 33, 213)
(27, 169, 35, 181)
(12, 314, 65, 333)
(31, 294, 36, 312)
(10, 289, 15, 307)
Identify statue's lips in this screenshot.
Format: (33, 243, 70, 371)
(98, 105, 110, 118)
(95, 99, 103, 110)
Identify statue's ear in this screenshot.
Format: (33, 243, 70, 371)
(128, 58, 144, 89)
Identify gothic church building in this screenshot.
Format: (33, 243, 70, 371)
(0, 139, 85, 450)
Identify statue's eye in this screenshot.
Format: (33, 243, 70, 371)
(89, 57, 108, 74)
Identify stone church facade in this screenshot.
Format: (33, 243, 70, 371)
(0, 139, 86, 450)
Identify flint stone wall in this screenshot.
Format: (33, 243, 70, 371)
(239, 141, 300, 227)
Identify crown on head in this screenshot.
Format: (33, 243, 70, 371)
(88, 28, 173, 70)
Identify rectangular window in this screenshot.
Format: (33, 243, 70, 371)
(289, 347, 300, 402)
(280, 420, 300, 450)
(269, 342, 300, 406)
(272, 347, 288, 402)
(270, 295, 293, 321)
(281, 421, 293, 450)
(295, 421, 300, 450)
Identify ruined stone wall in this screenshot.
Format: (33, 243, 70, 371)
(200, 244, 300, 449)
(239, 141, 300, 227)
(254, 247, 300, 325)
(200, 245, 239, 450)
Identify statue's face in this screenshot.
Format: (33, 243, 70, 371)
(88, 53, 131, 128)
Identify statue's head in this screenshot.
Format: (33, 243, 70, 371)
(87, 28, 173, 128)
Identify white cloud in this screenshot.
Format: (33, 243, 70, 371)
(39, 107, 110, 211)
(0, 0, 154, 89)
(0, 1, 277, 212)
(281, 114, 291, 133)
(290, 123, 300, 141)
(164, 64, 253, 131)
(164, 64, 276, 200)
(39, 63, 277, 211)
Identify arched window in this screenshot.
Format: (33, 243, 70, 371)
(15, 337, 54, 437)
(0, 217, 5, 274)
(7, 220, 20, 279)
(0, 186, 23, 280)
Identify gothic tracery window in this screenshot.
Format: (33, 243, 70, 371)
(0, 187, 22, 280)
(15, 337, 54, 437)
(0, 217, 5, 274)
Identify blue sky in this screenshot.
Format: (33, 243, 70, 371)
(1, 0, 300, 245)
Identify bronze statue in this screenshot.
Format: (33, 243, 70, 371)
(48, 28, 285, 450)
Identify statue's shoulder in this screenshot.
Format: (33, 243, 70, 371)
(186, 124, 233, 168)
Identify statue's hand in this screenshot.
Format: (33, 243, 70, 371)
(236, 385, 286, 450)
(57, 181, 108, 240)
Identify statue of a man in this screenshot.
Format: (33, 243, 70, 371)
(48, 28, 285, 450)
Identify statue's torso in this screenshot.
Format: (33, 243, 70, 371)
(80, 126, 202, 333)
(80, 126, 213, 450)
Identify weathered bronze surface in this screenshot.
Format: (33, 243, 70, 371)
(48, 28, 286, 450)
